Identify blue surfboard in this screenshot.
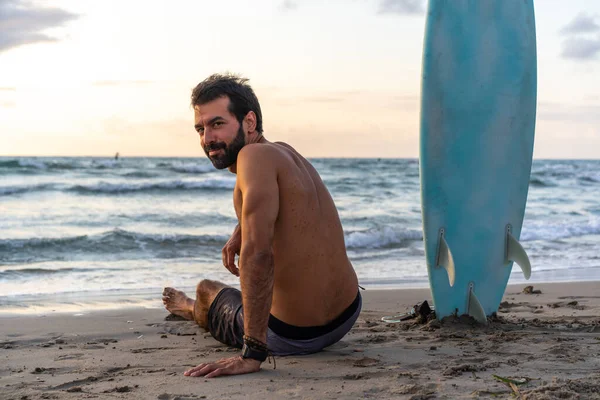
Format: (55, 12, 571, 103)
(419, 0, 537, 323)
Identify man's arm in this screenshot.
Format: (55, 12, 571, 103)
(181, 146, 278, 378)
(237, 146, 279, 344)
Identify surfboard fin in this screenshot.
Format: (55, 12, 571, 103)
(436, 229, 455, 287)
(467, 285, 487, 325)
(505, 226, 531, 280)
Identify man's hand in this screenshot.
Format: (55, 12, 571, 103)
(184, 356, 261, 378)
(222, 225, 241, 276)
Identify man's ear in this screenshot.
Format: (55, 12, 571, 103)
(244, 111, 257, 133)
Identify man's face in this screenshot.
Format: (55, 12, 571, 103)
(194, 96, 246, 170)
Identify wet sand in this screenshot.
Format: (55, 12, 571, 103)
(1, 281, 599, 399)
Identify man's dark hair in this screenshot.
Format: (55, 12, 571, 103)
(191, 73, 263, 134)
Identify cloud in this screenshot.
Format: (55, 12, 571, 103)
(278, 0, 297, 12)
(559, 13, 600, 61)
(0, 0, 78, 53)
(560, 37, 600, 60)
(560, 13, 600, 35)
(378, 0, 424, 15)
(0, 87, 16, 91)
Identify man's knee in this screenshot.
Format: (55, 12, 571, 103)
(192, 280, 226, 328)
(196, 279, 223, 295)
(195, 279, 227, 306)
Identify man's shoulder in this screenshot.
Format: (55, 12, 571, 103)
(236, 144, 282, 190)
(238, 142, 289, 167)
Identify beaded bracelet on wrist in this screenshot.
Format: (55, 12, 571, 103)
(243, 335, 268, 351)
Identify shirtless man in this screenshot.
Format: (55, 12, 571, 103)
(162, 74, 360, 378)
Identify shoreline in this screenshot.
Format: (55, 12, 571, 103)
(2, 281, 599, 399)
(1, 279, 599, 317)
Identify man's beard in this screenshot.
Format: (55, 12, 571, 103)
(204, 124, 246, 170)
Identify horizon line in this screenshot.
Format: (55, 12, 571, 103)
(1, 155, 599, 161)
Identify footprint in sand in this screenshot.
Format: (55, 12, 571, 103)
(352, 357, 380, 368)
(31, 367, 59, 374)
(547, 301, 586, 310)
(55, 353, 85, 361)
(131, 347, 176, 354)
(391, 383, 437, 396)
(83, 344, 105, 349)
(498, 301, 540, 313)
(152, 322, 200, 336)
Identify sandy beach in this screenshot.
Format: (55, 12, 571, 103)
(1, 281, 599, 400)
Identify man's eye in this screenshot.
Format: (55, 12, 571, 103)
(197, 128, 204, 135)
(213, 121, 223, 128)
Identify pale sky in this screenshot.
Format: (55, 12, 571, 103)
(1, 0, 599, 158)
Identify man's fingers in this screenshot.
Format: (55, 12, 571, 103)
(184, 357, 259, 379)
(189, 367, 210, 377)
(186, 358, 234, 378)
(190, 364, 217, 377)
(205, 367, 226, 378)
(222, 245, 229, 263)
(183, 365, 203, 376)
(224, 249, 239, 276)
(227, 259, 239, 276)
(225, 249, 232, 269)
(184, 364, 208, 376)
(229, 250, 240, 276)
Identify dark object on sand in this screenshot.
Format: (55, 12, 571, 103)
(165, 313, 188, 321)
(381, 301, 435, 323)
(414, 301, 434, 323)
(522, 285, 542, 294)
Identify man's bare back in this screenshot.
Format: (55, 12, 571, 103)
(234, 141, 358, 327)
(162, 73, 360, 378)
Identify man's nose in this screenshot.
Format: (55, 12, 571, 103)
(203, 127, 216, 144)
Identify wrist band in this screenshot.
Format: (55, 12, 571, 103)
(243, 335, 267, 350)
(241, 335, 276, 368)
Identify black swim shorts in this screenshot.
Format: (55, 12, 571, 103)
(207, 287, 362, 356)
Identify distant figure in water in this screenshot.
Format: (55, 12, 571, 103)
(114, 152, 119, 160)
(162, 73, 361, 378)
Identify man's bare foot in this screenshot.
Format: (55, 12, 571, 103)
(162, 287, 195, 321)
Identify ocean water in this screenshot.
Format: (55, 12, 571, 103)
(1, 157, 599, 314)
